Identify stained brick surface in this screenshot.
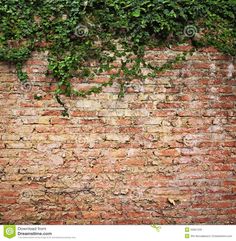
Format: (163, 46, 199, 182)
(0, 46, 235, 224)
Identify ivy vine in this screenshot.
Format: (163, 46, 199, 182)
(0, 0, 235, 115)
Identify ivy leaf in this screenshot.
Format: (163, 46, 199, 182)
(132, 9, 140, 17)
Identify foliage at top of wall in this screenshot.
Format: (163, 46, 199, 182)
(0, 0, 235, 114)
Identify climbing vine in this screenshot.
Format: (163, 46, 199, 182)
(0, 0, 235, 114)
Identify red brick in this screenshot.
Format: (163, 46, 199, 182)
(0, 44, 235, 225)
(211, 202, 232, 208)
(158, 149, 180, 157)
(50, 117, 70, 124)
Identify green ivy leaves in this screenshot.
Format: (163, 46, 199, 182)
(0, 0, 235, 111)
(132, 9, 141, 17)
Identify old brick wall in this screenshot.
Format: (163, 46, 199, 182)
(0, 46, 235, 224)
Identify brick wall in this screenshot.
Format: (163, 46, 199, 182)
(0, 46, 235, 224)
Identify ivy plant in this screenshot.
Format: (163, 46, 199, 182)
(0, 0, 235, 115)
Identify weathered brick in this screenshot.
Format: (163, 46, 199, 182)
(0, 45, 235, 225)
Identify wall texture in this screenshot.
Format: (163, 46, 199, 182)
(0, 45, 235, 224)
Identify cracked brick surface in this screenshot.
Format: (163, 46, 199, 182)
(0, 46, 235, 224)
